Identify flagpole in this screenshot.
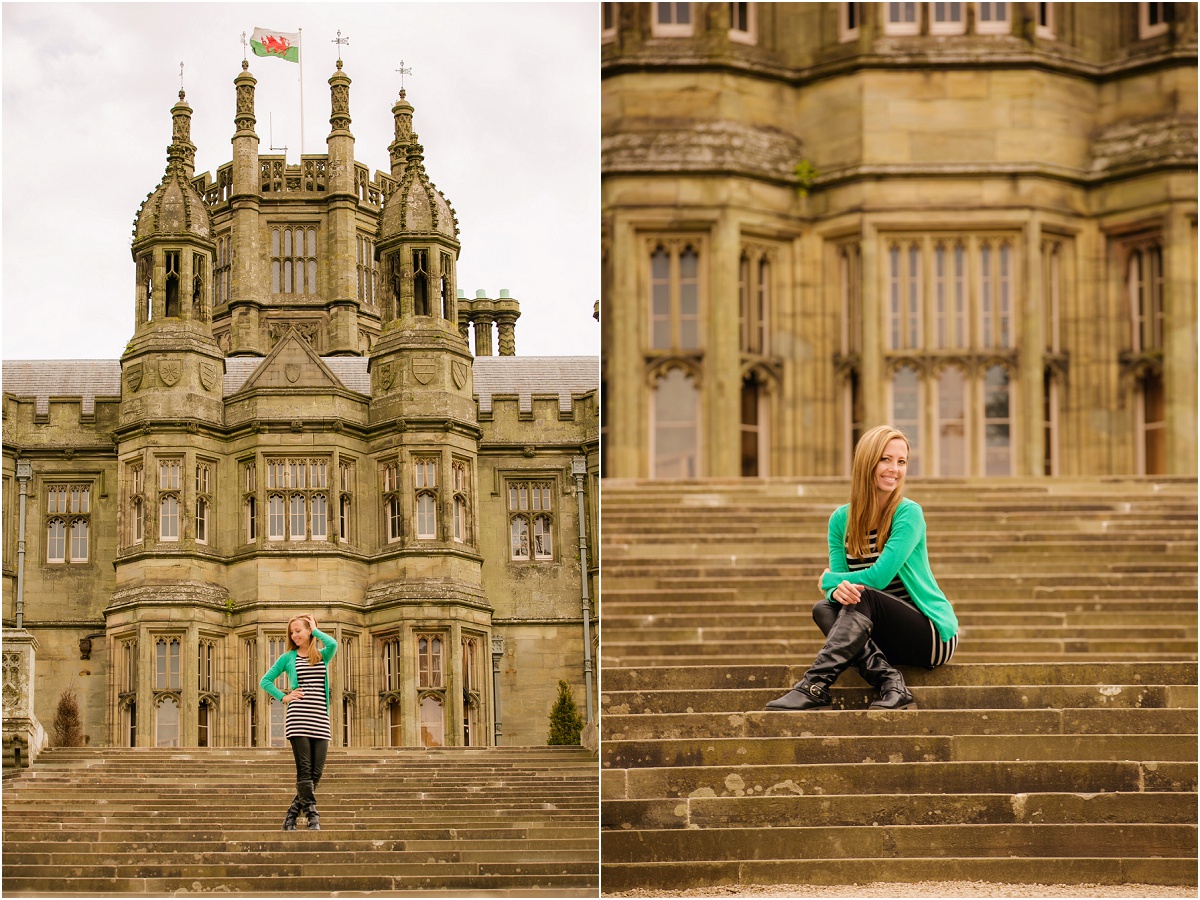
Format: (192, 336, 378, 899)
(298, 27, 304, 158)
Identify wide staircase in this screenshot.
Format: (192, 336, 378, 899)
(2, 746, 598, 896)
(600, 477, 1198, 893)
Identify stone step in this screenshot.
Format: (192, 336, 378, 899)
(604, 791, 1198, 829)
(601, 823, 1197, 863)
(602, 638, 1200, 657)
(2, 747, 599, 896)
(599, 856, 1194, 893)
(599, 478, 1198, 892)
(603, 708, 1198, 739)
(600, 661, 1197, 691)
(3, 874, 597, 896)
(603, 684, 1195, 712)
(603, 733, 1197, 768)
(604, 760, 1196, 800)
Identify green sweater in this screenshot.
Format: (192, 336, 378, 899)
(819, 498, 959, 642)
(259, 626, 338, 707)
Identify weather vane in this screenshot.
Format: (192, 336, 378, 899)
(179, 61, 185, 92)
(396, 60, 413, 91)
(332, 30, 350, 63)
(240, 31, 248, 61)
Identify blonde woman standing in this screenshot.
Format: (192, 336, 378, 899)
(260, 614, 338, 830)
(766, 425, 959, 711)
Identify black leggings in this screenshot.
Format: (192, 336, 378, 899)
(289, 736, 328, 786)
(812, 588, 957, 668)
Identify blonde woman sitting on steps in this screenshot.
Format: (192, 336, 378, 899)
(766, 425, 959, 712)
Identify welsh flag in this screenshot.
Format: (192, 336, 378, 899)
(250, 27, 300, 63)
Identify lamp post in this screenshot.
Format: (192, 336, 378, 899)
(571, 456, 595, 723)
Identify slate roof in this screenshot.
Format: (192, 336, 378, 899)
(472, 356, 598, 413)
(2, 356, 598, 414)
(1, 360, 121, 417)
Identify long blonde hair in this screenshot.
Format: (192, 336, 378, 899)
(286, 616, 323, 666)
(846, 425, 910, 558)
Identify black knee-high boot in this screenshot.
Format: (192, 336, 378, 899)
(297, 780, 318, 830)
(281, 793, 303, 831)
(811, 600, 915, 710)
(304, 777, 321, 830)
(766, 607, 874, 710)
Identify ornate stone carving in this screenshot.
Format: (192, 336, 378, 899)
(159, 358, 182, 386)
(412, 358, 436, 385)
(377, 362, 395, 391)
(451, 360, 469, 390)
(2, 651, 26, 717)
(125, 363, 143, 394)
(285, 364, 301, 384)
(200, 362, 218, 392)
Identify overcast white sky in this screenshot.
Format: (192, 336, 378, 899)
(2, 2, 599, 360)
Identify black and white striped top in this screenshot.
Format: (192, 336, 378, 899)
(845, 529, 915, 606)
(284, 655, 331, 740)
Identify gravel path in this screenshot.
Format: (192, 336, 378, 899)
(604, 882, 1197, 898)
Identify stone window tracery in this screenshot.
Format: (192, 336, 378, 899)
(45, 483, 90, 564)
(195, 462, 212, 545)
(649, 241, 702, 352)
(159, 460, 181, 542)
(452, 460, 471, 545)
(508, 479, 554, 560)
(416, 634, 446, 747)
(265, 458, 329, 541)
(357, 234, 377, 306)
(382, 462, 403, 543)
(164, 250, 181, 317)
(651, 366, 701, 478)
(462, 636, 482, 746)
(271, 226, 318, 295)
(215, 235, 231, 309)
(414, 457, 439, 540)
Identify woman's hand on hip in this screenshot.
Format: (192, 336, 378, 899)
(282, 689, 304, 704)
(833, 580, 863, 606)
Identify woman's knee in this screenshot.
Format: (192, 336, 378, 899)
(811, 599, 838, 635)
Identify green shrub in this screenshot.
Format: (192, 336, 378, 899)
(547, 679, 584, 745)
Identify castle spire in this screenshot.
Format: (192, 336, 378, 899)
(167, 88, 196, 181)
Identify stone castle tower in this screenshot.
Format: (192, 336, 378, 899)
(2, 57, 598, 756)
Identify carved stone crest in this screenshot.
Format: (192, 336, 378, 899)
(377, 362, 396, 391)
(451, 360, 469, 390)
(159, 358, 182, 386)
(125, 363, 143, 394)
(285, 364, 301, 384)
(200, 362, 218, 392)
(412, 357, 436, 385)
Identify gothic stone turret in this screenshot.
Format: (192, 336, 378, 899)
(123, 89, 225, 428)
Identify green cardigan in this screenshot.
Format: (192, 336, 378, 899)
(259, 626, 338, 707)
(820, 498, 959, 642)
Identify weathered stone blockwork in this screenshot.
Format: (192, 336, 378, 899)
(602, 2, 1197, 480)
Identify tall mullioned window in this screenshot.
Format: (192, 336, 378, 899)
(46, 483, 90, 564)
(195, 462, 212, 545)
(265, 458, 329, 541)
(356, 234, 377, 305)
(159, 461, 182, 542)
(382, 462, 403, 543)
(508, 480, 554, 561)
(649, 242, 701, 352)
(271, 226, 318, 295)
(215, 234, 232, 308)
(452, 460, 471, 544)
(414, 457, 439, 540)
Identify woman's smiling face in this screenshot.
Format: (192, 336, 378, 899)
(874, 437, 908, 500)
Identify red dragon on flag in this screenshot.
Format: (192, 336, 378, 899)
(250, 27, 301, 63)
